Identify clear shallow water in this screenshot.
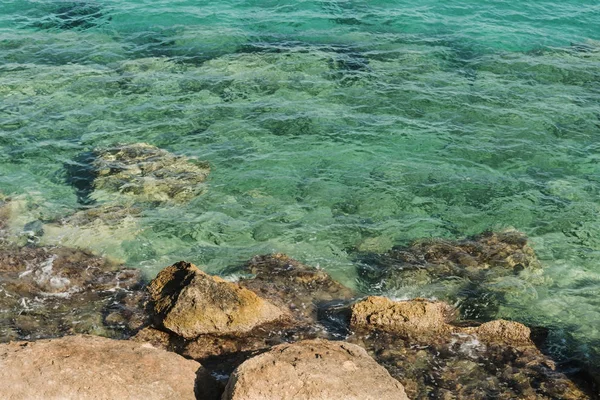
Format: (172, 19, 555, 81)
(1, 0, 600, 370)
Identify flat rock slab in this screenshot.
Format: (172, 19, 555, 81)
(222, 339, 409, 400)
(351, 296, 455, 339)
(0, 335, 202, 400)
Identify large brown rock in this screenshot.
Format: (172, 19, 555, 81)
(0, 335, 202, 400)
(136, 255, 350, 390)
(464, 319, 534, 346)
(148, 261, 287, 339)
(222, 339, 409, 400)
(350, 296, 456, 339)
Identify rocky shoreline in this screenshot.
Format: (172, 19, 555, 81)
(0, 145, 598, 399)
(0, 242, 598, 398)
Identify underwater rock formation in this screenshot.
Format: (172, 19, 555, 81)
(0, 335, 201, 400)
(27, 1, 109, 31)
(0, 196, 9, 244)
(222, 339, 409, 400)
(357, 230, 542, 319)
(147, 261, 287, 339)
(39, 204, 143, 263)
(0, 244, 146, 342)
(91, 143, 210, 204)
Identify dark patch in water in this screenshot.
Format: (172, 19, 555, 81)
(328, 46, 371, 85)
(237, 40, 370, 76)
(28, 1, 109, 31)
(64, 151, 97, 205)
(236, 40, 309, 55)
(332, 17, 363, 26)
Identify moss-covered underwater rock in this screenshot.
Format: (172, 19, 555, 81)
(65, 143, 209, 205)
(39, 204, 143, 263)
(91, 143, 210, 204)
(357, 230, 542, 319)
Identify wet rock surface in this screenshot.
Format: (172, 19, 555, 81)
(0, 335, 202, 400)
(222, 339, 409, 400)
(134, 254, 596, 399)
(90, 143, 210, 204)
(238, 253, 355, 325)
(345, 296, 593, 400)
(357, 230, 542, 319)
(0, 244, 147, 342)
(0, 238, 594, 400)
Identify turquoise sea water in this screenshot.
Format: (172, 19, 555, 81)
(1, 0, 600, 372)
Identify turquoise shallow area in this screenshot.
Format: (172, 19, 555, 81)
(1, 0, 600, 369)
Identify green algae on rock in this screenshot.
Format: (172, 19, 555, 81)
(91, 143, 210, 204)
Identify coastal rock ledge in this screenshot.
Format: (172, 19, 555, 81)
(0, 335, 202, 400)
(222, 339, 409, 400)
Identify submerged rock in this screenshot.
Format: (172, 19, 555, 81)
(148, 261, 287, 339)
(92, 143, 210, 204)
(222, 339, 409, 400)
(27, 1, 109, 31)
(0, 335, 202, 400)
(358, 230, 542, 318)
(360, 230, 540, 284)
(0, 245, 146, 342)
(0, 196, 9, 243)
(346, 296, 592, 400)
(40, 203, 143, 263)
(69, 143, 210, 204)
